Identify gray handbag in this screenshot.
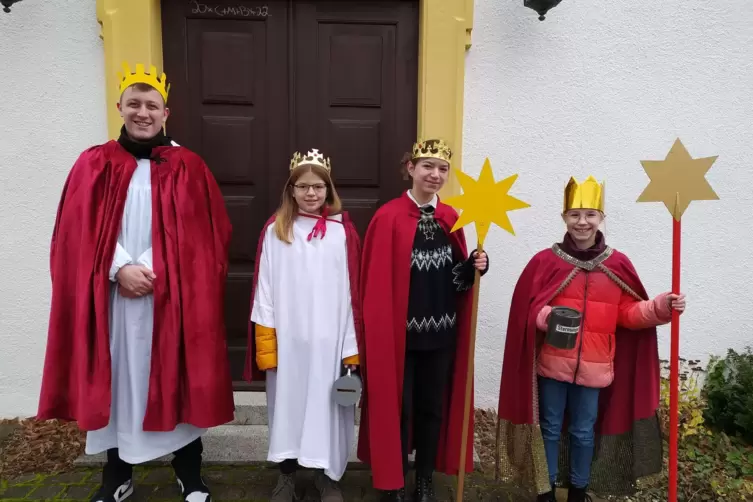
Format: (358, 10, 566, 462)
(332, 368, 362, 407)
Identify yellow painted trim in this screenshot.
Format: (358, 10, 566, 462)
(96, 0, 164, 139)
(98, 0, 473, 193)
(464, 0, 475, 49)
(417, 0, 473, 198)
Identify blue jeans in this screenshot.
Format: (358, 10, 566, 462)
(538, 376, 600, 488)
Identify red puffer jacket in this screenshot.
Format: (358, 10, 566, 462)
(536, 266, 672, 389)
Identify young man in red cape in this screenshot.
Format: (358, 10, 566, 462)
(243, 149, 364, 502)
(37, 63, 234, 502)
(495, 175, 686, 502)
(356, 139, 488, 502)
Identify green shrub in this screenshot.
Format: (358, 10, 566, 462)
(703, 347, 753, 446)
(632, 358, 753, 501)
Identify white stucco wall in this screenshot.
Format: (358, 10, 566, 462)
(0, 0, 106, 417)
(465, 0, 753, 408)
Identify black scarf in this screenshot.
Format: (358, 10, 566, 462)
(117, 125, 172, 160)
(559, 230, 607, 261)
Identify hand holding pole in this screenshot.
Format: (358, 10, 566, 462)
(444, 158, 530, 502)
(637, 139, 719, 502)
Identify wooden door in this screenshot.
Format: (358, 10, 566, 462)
(162, 0, 418, 388)
(293, 1, 419, 235)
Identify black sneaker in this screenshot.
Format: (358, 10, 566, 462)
(536, 483, 557, 502)
(537, 491, 556, 502)
(567, 486, 593, 502)
(90, 478, 133, 502)
(414, 475, 437, 502)
(176, 475, 212, 502)
(380, 487, 405, 502)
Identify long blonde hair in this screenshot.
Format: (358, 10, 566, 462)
(274, 165, 343, 244)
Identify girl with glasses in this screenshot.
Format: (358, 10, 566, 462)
(244, 149, 363, 502)
(496, 175, 686, 502)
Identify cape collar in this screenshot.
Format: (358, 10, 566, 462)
(297, 206, 342, 241)
(406, 189, 438, 209)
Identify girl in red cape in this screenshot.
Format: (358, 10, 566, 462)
(495, 175, 687, 502)
(356, 139, 488, 502)
(243, 149, 363, 502)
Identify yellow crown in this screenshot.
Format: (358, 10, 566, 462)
(289, 148, 331, 172)
(117, 62, 170, 103)
(412, 139, 452, 164)
(564, 175, 605, 212)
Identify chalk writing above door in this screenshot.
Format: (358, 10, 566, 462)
(190, 0, 271, 17)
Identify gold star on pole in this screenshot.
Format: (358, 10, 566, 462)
(637, 138, 719, 220)
(443, 158, 530, 246)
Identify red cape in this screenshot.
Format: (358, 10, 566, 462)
(243, 211, 364, 382)
(498, 246, 660, 437)
(37, 140, 235, 432)
(356, 193, 475, 490)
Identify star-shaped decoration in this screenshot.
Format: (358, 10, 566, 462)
(637, 138, 719, 220)
(418, 221, 435, 240)
(444, 158, 530, 246)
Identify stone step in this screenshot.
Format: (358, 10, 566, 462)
(75, 424, 480, 469)
(228, 392, 268, 425)
(231, 392, 363, 425)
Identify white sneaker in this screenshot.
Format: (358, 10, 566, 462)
(90, 478, 133, 502)
(177, 476, 212, 502)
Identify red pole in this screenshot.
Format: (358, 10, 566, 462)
(668, 217, 681, 502)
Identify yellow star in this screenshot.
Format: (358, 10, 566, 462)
(444, 158, 530, 246)
(637, 138, 719, 220)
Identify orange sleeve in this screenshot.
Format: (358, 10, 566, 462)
(255, 324, 277, 370)
(343, 354, 360, 366)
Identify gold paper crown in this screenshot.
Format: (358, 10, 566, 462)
(564, 175, 605, 212)
(289, 148, 331, 172)
(117, 62, 171, 103)
(412, 139, 452, 164)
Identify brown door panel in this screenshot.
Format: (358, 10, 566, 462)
(293, 1, 418, 236)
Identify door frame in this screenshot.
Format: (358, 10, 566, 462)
(95, 0, 473, 197)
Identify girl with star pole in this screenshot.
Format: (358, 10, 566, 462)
(495, 175, 686, 502)
(356, 139, 489, 502)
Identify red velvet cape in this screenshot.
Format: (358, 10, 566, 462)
(243, 211, 364, 382)
(37, 140, 235, 432)
(356, 193, 475, 490)
(498, 247, 660, 437)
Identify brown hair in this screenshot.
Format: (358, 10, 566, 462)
(120, 83, 165, 106)
(130, 83, 157, 93)
(399, 151, 413, 178)
(273, 164, 342, 244)
(399, 138, 449, 177)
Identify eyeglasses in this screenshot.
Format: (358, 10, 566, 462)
(292, 183, 327, 193)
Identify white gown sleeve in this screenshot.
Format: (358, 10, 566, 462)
(341, 245, 359, 360)
(250, 228, 275, 328)
(109, 242, 133, 282)
(136, 248, 153, 270)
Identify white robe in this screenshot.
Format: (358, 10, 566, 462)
(251, 214, 358, 481)
(85, 157, 206, 464)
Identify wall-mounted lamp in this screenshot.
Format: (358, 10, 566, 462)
(524, 0, 563, 21)
(2, 0, 23, 13)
